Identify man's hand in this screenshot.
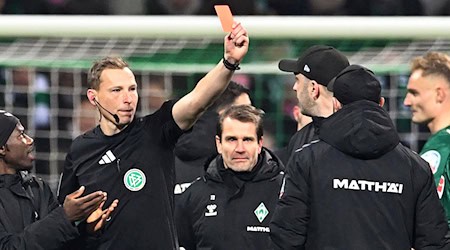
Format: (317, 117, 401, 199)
(86, 199, 119, 234)
(224, 21, 249, 64)
(63, 186, 107, 222)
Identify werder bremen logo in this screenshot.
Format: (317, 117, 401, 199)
(123, 168, 146, 191)
(254, 202, 269, 223)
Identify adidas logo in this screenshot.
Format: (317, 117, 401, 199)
(303, 64, 311, 72)
(99, 150, 116, 165)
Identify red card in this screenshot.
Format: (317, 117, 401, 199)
(214, 5, 234, 32)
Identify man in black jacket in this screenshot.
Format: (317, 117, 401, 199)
(174, 81, 251, 194)
(0, 110, 117, 249)
(270, 65, 450, 249)
(278, 45, 349, 164)
(175, 105, 284, 250)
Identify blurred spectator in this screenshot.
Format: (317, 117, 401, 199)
(146, 0, 202, 15)
(267, 0, 311, 15)
(344, 0, 424, 15)
(72, 98, 98, 137)
(308, 0, 424, 15)
(141, 75, 171, 112)
(292, 105, 313, 131)
(443, 0, 450, 15)
(54, 0, 109, 15)
(199, 0, 257, 15)
(56, 71, 76, 132)
(9, 69, 51, 130)
(6, 68, 51, 175)
(420, 0, 450, 15)
(1, 0, 439, 15)
(34, 72, 51, 130)
(0, 0, 51, 14)
(109, 0, 147, 15)
(275, 104, 313, 165)
(310, 0, 346, 15)
(9, 68, 31, 128)
(0, 68, 5, 107)
(262, 129, 276, 149)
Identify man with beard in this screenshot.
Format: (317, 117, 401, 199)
(278, 45, 349, 163)
(270, 65, 449, 249)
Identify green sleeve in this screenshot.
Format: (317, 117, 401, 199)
(420, 128, 450, 225)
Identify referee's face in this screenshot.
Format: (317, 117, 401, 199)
(97, 68, 138, 126)
(216, 117, 263, 172)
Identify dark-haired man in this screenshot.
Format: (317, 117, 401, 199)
(174, 81, 251, 194)
(176, 105, 283, 249)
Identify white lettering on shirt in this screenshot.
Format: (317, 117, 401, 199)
(333, 179, 403, 194)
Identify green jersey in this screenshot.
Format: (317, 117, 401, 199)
(420, 125, 450, 226)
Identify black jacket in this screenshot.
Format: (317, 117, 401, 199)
(176, 148, 284, 250)
(280, 117, 324, 166)
(174, 110, 219, 193)
(0, 172, 78, 249)
(270, 101, 450, 250)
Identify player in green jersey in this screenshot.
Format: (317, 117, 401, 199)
(404, 51, 450, 226)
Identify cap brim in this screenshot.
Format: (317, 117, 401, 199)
(327, 76, 337, 92)
(278, 59, 298, 73)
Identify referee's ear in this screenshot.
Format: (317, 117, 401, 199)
(87, 89, 97, 106)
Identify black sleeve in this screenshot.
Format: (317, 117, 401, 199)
(286, 122, 315, 162)
(175, 189, 197, 250)
(57, 151, 79, 204)
(0, 206, 78, 250)
(56, 151, 100, 250)
(413, 159, 450, 250)
(145, 99, 184, 147)
(43, 181, 60, 212)
(270, 150, 310, 250)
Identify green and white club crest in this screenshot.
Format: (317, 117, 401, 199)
(254, 202, 269, 223)
(123, 168, 146, 191)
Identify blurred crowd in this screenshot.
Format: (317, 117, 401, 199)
(1, 0, 450, 16)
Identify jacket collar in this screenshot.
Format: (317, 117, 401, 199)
(204, 147, 284, 182)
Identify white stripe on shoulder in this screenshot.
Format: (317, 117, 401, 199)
(294, 139, 320, 153)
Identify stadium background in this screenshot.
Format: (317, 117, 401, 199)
(1, 13, 450, 189)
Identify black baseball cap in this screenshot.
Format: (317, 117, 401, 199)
(278, 45, 349, 86)
(327, 65, 381, 105)
(0, 110, 19, 147)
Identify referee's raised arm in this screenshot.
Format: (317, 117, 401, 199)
(172, 21, 249, 131)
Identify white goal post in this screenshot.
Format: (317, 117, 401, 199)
(1, 15, 450, 39)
